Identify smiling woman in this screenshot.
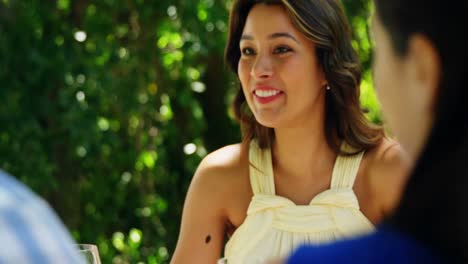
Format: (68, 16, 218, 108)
(237, 4, 326, 132)
(227, 0, 383, 153)
(170, 1, 410, 263)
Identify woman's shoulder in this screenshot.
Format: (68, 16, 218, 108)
(189, 143, 252, 225)
(363, 138, 409, 172)
(191, 142, 250, 195)
(367, 137, 407, 161)
(363, 138, 411, 214)
(196, 143, 248, 178)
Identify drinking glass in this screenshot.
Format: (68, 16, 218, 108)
(77, 244, 101, 264)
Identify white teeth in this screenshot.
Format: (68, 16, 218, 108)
(255, 90, 280, 98)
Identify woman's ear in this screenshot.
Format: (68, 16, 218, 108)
(406, 34, 441, 113)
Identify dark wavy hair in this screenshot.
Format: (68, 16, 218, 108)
(375, 0, 468, 261)
(225, 0, 383, 154)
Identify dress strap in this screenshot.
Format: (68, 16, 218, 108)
(249, 140, 275, 195)
(330, 143, 365, 189)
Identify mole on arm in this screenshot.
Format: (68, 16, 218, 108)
(205, 235, 211, 244)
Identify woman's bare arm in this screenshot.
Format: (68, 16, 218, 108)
(171, 144, 246, 263)
(170, 160, 228, 263)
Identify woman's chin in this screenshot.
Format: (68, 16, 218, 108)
(255, 118, 280, 129)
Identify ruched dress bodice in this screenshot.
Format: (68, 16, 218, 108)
(221, 140, 374, 263)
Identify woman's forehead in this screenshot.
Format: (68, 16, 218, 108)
(241, 4, 303, 40)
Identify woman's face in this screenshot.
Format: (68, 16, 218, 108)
(371, 12, 438, 161)
(238, 4, 327, 129)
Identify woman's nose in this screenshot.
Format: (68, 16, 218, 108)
(251, 53, 273, 80)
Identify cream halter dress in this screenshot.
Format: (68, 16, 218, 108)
(220, 140, 375, 264)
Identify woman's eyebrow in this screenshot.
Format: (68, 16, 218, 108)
(240, 32, 299, 43)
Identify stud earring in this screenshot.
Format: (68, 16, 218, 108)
(326, 85, 331, 90)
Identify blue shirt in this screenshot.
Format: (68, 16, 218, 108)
(0, 170, 85, 264)
(287, 227, 442, 264)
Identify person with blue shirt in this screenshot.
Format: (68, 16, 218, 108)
(0, 169, 85, 263)
(281, 0, 468, 262)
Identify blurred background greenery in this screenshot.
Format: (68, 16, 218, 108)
(0, 0, 380, 263)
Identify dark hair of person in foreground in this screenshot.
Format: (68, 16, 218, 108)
(375, 0, 468, 261)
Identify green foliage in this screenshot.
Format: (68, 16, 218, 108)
(343, 0, 383, 124)
(0, 0, 378, 263)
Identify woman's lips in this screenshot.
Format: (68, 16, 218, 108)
(253, 87, 284, 104)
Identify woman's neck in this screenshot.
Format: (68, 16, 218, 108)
(272, 117, 337, 181)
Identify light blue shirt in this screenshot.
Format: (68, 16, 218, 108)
(0, 170, 85, 263)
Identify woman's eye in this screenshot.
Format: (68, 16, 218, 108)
(274, 46, 292, 54)
(241, 47, 255, 56)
